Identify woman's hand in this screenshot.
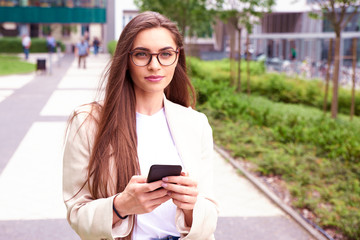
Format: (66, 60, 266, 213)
(161, 172, 199, 226)
(113, 175, 171, 222)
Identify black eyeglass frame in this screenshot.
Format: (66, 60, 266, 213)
(129, 48, 180, 67)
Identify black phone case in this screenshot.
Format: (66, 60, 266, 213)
(147, 164, 182, 183)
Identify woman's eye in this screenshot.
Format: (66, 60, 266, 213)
(134, 52, 149, 58)
(160, 51, 173, 58)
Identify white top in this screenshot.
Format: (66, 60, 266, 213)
(22, 36, 31, 48)
(133, 108, 183, 239)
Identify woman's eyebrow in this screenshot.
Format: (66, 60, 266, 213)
(132, 47, 150, 51)
(159, 46, 176, 51)
(132, 46, 176, 51)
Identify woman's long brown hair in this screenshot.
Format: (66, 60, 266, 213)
(70, 11, 195, 239)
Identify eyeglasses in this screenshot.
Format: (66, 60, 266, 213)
(129, 48, 179, 67)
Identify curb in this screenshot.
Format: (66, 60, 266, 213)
(214, 144, 328, 240)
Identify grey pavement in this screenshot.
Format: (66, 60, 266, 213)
(0, 53, 315, 239)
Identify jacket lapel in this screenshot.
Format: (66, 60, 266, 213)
(163, 97, 191, 170)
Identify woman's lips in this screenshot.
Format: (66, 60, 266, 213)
(145, 75, 164, 82)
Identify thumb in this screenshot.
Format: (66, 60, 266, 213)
(130, 175, 147, 183)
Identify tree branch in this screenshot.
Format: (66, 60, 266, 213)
(342, 5, 359, 30)
(329, 0, 340, 30)
(338, 4, 347, 26)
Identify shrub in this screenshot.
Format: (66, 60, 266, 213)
(107, 40, 117, 56)
(189, 58, 360, 239)
(0, 37, 65, 53)
(188, 57, 360, 117)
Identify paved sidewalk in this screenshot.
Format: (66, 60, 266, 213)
(0, 53, 314, 239)
(213, 151, 314, 239)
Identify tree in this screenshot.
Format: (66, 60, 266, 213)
(134, 0, 220, 39)
(350, 37, 357, 120)
(218, 0, 274, 92)
(311, 0, 359, 118)
(323, 38, 333, 114)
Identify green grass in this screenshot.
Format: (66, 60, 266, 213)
(203, 95, 360, 239)
(189, 57, 360, 239)
(0, 54, 36, 76)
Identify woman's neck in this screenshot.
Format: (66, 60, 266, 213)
(135, 91, 164, 116)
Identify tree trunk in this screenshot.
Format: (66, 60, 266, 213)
(228, 24, 236, 86)
(323, 38, 333, 113)
(236, 28, 242, 92)
(246, 32, 251, 95)
(331, 33, 341, 119)
(350, 37, 357, 120)
(181, 25, 186, 40)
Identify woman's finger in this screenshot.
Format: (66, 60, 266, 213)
(162, 182, 198, 196)
(146, 187, 168, 199)
(168, 192, 197, 204)
(163, 175, 197, 187)
(131, 179, 164, 193)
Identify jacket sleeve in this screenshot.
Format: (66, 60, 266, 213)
(176, 113, 219, 240)
(62, 110, 134, 240)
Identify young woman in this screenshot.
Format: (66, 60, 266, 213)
(63, 11, 218, 240)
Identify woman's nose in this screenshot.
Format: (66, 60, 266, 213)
(147, 55, 161, 70)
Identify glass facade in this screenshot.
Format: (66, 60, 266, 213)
(323, 12, 360, 32)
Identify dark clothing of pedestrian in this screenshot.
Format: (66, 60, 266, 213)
(93, 38, 100, 55)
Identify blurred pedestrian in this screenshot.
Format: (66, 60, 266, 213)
(47, 34, 57, 74)
(84, 30, 90, 43)
(22, 34, 31, 60)
(291, 47, 297, 60)
(46, 34, 56, 53)
(75, 38, 89, 69)
(92, 37, 100, 55)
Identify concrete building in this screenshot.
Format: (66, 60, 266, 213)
(0, 0, 107, 52)
(215, 0, 360, 65)
(0, 0, 143, 52)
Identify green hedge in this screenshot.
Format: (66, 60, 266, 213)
(189, 57, 360, 239)
(107, 40, 117, 56)
(250, 73, 360, 116)
(0, 37, 65, 53)
(187, 57, 360, 117)
(196, 89, 360, 238)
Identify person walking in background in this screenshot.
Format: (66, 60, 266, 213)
(291, 46, 297, 60)
(46, 34, 57, 74)
(21, 34, 31, 60)
(75, 38, 89, 69)
(46, 34, 56, 53)
(92, 36, 100, 55)
(84, 30, 90, 43)
(63, 11, 218, 240)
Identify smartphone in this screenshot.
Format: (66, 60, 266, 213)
(147, 164, 182, 183)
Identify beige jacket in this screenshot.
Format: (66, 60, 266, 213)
(63, 98, 219, 240)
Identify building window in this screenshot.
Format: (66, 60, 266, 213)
(123, 11, 138, 29)
(42, 24, 51, 35)
(323, 12, 360, 32)
(62, 24, 71, 36)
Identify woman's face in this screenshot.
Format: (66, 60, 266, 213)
(128, 27, 178, 99)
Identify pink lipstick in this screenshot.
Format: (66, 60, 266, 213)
(145, 75, 164, 82)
